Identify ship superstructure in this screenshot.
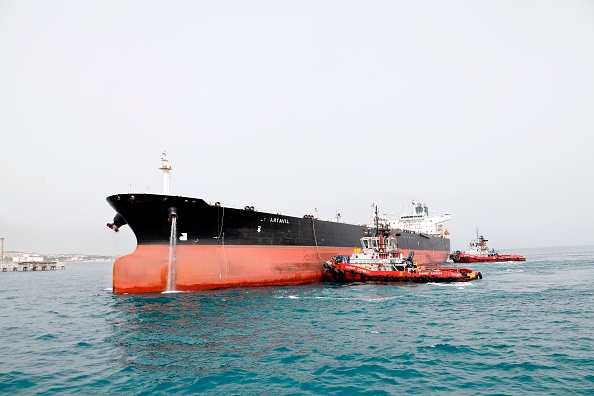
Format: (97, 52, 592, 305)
(384, 201, 450, 237)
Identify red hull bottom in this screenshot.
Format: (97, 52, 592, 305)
(397, 249, 449, 267)
(113, 245, 450, 293)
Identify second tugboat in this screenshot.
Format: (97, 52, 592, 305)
(323, 207, 481, 283)
(449, 230, 526, 263)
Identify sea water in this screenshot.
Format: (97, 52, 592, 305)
(1, 246, 593, 395)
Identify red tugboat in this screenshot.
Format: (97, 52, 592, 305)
(323, 208, 481, 283)
(449, 230, 526, 263)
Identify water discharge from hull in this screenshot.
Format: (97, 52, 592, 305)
(166, 217, 177, 291)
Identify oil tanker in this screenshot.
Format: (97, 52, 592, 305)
(106, 153, 450, 293)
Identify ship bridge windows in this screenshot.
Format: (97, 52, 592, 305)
(414, 206, 429, 216)
(362, 238, 370, 249)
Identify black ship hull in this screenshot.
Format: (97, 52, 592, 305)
(106, 194, 450, 292)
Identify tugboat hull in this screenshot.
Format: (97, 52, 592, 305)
(450, 253, 526, 263)
(323, 261, 481, 283)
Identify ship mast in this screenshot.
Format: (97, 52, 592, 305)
(159, 151, 172, 195)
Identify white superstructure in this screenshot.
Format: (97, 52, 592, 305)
(383, 200, 450, 237)
(463, 230, 495, 255)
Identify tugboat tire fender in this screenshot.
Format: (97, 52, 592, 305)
(478, 272, 483, 279)
(350, 270, 356, 278)
(360, 273, 366, 280)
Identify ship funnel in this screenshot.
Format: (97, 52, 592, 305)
(167, 207, 178, 221)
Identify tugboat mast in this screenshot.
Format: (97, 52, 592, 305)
(159, 151, 172, 195)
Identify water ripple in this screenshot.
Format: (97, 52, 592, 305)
(1, 250, 594, 394)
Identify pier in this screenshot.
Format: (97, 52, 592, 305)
(1, 261, 65, 272)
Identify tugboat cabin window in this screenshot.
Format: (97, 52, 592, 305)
(361, 237, 380, 249)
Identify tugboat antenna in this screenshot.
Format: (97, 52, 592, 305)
(159, 151, 173, 195)
(372, 203, 379, 231)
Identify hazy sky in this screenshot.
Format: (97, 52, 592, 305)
(1, 0, 593, 256)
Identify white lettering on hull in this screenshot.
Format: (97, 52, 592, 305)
(269, 218, 289, 224)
